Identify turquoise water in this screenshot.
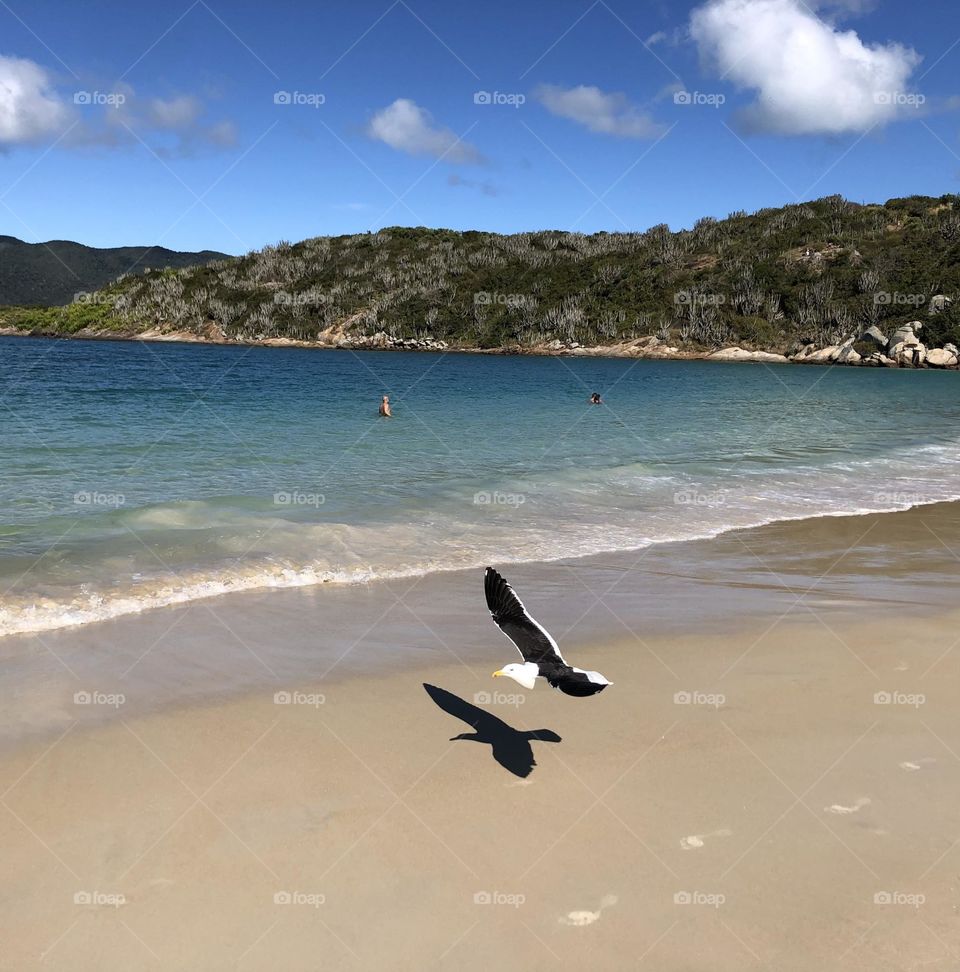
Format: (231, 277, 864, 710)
(1, 335, 959, 635)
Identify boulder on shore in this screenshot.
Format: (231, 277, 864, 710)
(802, 345, 841, 363)
(707, 347, 789, 363)
(926, 347, 959, 368)
(895, 345, 927, 368)
(859, 325, 888, 350)
(889, 321, 923, 349)
(836, 344, 861, 365)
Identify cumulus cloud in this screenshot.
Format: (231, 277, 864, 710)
(689, 0, 923, 135)
(534, 84, 666, 138)
(146, 94, 203, 130)
(99, 89, 237, 156)
(366, 98, 481, 163)
(0, 55, 71, 145)
(0, 54, 237, 155)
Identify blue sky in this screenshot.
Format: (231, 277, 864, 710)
(1, 0, 958, 253)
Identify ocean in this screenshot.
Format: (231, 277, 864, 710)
(2, 335, 959, 637)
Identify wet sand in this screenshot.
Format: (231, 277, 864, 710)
(3, 504, 960, 969)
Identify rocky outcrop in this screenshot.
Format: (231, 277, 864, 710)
(707, 347, 789, 363)
(926, 347, 958, 368)
(335, 330, 449, 351)
(800, 345, 841, 363)
(886, 321, 927, 366)
(861, 352, 897, 368)
(888, 321, 922, 353)
(836, 344, 861, 365)
(859, 325, 888, 350)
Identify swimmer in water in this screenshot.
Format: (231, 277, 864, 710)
(379, 395, 392, 417)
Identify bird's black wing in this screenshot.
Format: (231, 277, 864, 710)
(484, 567, 567, 666)
(543, 669, 610, 697)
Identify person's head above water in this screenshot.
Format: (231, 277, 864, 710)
(590, 392, 602, 404)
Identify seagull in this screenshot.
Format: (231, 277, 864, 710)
(485, 567, 612, 697)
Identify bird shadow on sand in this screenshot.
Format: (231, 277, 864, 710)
(423, 683, 561, 778)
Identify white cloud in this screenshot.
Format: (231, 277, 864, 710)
(366, 98, 480, 163)
(0, 55, 237, 155)
(146, 95, 203, 129)
(689, 0, 923, 135)
(0, 55, 70, 145)
(535, 84, 666, 138)
(82, 85, 236, 155)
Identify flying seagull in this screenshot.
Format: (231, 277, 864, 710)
(485, 567, 612, 697)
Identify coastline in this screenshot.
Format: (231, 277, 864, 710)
(2, 325, 957, 370)
(4, 500, 960, 746)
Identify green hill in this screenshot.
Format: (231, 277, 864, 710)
(3, 193, 960, 353)
(0, 236, 229, 307)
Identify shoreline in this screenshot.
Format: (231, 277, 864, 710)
(3, 325, 958, 371)
(4, 500, 960, 748)
(4, 486, 960, 641)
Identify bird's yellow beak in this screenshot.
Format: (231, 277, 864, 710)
(492, 670, 505, 678)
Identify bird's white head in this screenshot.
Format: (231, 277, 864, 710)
(492, 662, 538, 690)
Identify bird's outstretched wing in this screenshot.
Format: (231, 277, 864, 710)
(484, 567, 567, 666)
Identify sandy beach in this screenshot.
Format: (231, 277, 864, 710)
(3, 505, 960, 970)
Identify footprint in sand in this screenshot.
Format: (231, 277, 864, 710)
(680, 828, 732, 850)
(899, 758, 936, 772)
(560, 894, 618, 927)
(824, 797, 871, 815)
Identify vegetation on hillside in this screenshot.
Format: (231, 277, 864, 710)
(3, 193, 960, 352)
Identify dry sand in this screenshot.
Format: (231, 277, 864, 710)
(4, 507, 960, 969)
